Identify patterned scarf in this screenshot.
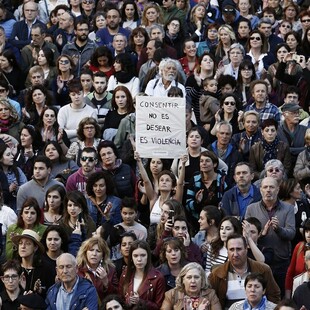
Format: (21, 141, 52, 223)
(262, 137, 279, 165)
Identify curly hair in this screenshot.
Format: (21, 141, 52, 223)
(175, 263, 210, 292)
(0, 98, 19, 123)
(76, 117, 102, 141)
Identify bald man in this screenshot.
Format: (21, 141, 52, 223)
(245, 177, 295, 297)
(46, 253, 98, 309)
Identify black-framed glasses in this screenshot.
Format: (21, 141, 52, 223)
(1, 274, 19, 282)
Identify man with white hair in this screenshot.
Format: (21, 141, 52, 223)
(145, 58, 186, 97)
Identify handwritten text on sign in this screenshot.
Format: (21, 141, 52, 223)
(136, 96, 186, 158)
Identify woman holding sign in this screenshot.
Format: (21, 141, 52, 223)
(135, 152, 187, 225)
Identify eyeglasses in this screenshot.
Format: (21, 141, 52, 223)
(83, 0, 94, 3)
(267, 167, 281, 173)
(250, 36, 261, 41)
(169, 22, 180, 28)
(302, 19, 310, 22)
(1, 274, 19, 282)
(224, 101, 235, 106)
(0, 88, 6, 93)
(59, 59, 70, 65)
(81, 156, 96, 162)
(83, 125, 95, 130)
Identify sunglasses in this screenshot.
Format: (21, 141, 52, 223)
(281, 24, 291, 28)
(59, 59, 70, 65)
(81, 156, 96, 162)
(267, 168, 281, 173)
(224, 101, 235, 106)
(250, 36, 261, 41)
(302, 19, 310, 22)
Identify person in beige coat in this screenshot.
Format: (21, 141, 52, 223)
(161, 262, 221, 310)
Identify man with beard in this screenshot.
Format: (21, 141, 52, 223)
(87, 71, 112, 128)
(61, 20, 97, 76)
(145, 58, 185, 96)
(95, 8, 130, 50)
(66, 147, 100, 195)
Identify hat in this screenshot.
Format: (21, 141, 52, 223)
(17, 293, 47, 309)
(11, 229, 45, 253)
(282, 103, 300, 112)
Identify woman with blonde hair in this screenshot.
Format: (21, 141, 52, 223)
(0, 98, 24, 141)
(77, 236, 118, 302)
(188, 4, 207, 44)
(161, 262, 221, 310)
(211, 24, 236, 65)
(141, 3, 163, 29)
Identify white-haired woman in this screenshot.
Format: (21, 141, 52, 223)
(161, 262, 221, 310)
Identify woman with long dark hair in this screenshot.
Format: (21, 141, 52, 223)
(40, 225, 68, 282)
(121, 0, 141, 31)
(107, 54, 140, 98)
(15, 125, 43, 180)
(6, 197, 47, 259)
(0, 49, 25, 97)
(35, 106, 70, 154)
(102, 85, 135, 141)
(43, 184, 66, 226)
(43, 140, 78, 179)
(23, 85, 53, 126)
(157, 237, 188, 291)
(89, 46, 115, 78)
(119, 240, 165, 309)
(0, 144, 27, 212)
(128, 26, 149, 61)
(36, 47, 57, 90)
(60, 191, 96, 255)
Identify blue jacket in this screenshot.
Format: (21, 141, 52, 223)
(220, 184, 261, 220)
(9, 19, 46, 49)
(45, 277, 98, 310)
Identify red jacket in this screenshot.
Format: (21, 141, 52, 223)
(119, 267, 165, 310)
(78, 265, 118, 301)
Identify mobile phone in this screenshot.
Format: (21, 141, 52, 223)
(292, 54, 301, 63)
(78, 213, 83, 222)
(168, 210, 175, 223)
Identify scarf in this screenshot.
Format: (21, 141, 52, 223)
(243, 295, 268, 310)
(0, 119, 10, 133)
(262, 136, 279, 165)
(114, 71, 135, 84)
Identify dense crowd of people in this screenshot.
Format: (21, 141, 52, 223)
(1, 0, 310, 308)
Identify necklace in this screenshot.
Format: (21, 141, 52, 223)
(23, 267, 33, 275)
(69, 219, 77, 229)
